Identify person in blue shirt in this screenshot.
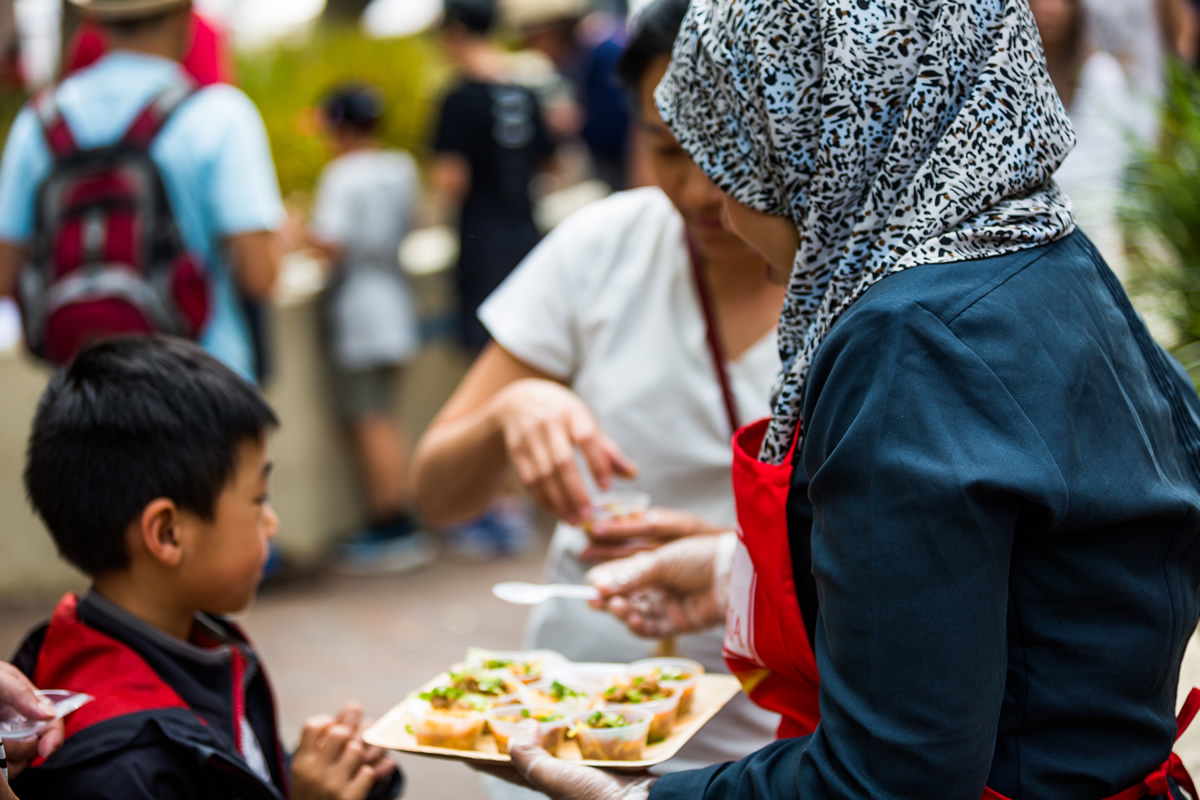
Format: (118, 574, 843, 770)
(0, 0, 283, 382)
(495, 0, 1200, 798)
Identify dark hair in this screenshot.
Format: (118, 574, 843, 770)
(24, 336, 279, 577)
(322, 83, 385, 135)
(616, 0, 689, 91)
(442, 0, 495, 35)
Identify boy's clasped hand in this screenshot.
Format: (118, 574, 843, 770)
(291, 703, 395, 800)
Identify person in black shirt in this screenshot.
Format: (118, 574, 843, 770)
(433, 0, 556, 356)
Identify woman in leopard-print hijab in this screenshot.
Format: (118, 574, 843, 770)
(502, 2, 1200, 799)
(657, 0, 1078, 464)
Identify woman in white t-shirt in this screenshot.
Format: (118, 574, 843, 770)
(410, 0, 784, 776)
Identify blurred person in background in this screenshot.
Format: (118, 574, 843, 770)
(302, 83, 436, 575)
(61, 4, 279, 384)
(505, 0, 631, 190)
(412, 1, 784, 791)
(430, 0, 556, 559)
(1082, 0, 1167, 137)
(0, 0, 283, 383)
(1032, 0, 1139, 279)
(1170, 0, 1200, 65)
(64, 4, 235, 85)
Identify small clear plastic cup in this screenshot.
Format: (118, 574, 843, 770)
(599, 691, 679, 744)
(600, 676, 686, 743)
(444, 668, 523, 708)
(485, 704, 569, 755)
(571, 708, 653, 761)
(0, 690, 93, 740)
(464, 649, 567, 685)
(404, 698, 486, 751)
(521, 673, 605, 709)
(630, 658, 705, 715)
(587, 492, 652, 527)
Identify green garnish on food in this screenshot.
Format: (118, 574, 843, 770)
(659, 669, 688, 681)
(548, 680, 584, 701)
(461, 694, 489, 711)
(520, 708, 564, 722)
(603, 680, 671, 704)
(448, 669, 511, 696)
(419, 686, 465, 702)
(476, 675, 507, 694)
(586, 711, 631, 729)
(485, 658, 514, 670)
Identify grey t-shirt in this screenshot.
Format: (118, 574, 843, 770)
(312, 148, 420, 369)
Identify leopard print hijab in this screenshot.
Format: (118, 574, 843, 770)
(657, 0, 1077, 464)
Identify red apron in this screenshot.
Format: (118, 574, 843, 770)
(724, 417, 820, 738)
(725, 415, 1199, 798)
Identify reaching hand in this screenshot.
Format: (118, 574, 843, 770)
(0, 663, 62, 779)
(582, 507, 722, 562)
(506, 721, 656, 800)
(587, 534, 735, 638)
(333, 703, 395, 784)
(291, 703, 393, 800)
(493, 379, 637, 524)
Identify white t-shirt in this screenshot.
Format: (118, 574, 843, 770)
(1054, 51, 1138, 280)
(479, 187, 781, 773)
(312, 148, 420, 369)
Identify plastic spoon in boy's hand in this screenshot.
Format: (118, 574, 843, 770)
(492, 582, 600, 605)
(0, 691, 93, 739)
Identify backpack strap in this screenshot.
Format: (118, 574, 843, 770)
(121, 80, 198, 150)
(33, 89, 78, 160)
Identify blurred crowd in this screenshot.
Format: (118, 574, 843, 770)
(0, 0, 1190, 586)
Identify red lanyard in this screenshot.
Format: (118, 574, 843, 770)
(688, 236, 741, 438)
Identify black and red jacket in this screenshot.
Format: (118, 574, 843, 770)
(11, 592, 292, 800)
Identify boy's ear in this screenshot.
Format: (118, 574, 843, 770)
(139, 499, 184, 568)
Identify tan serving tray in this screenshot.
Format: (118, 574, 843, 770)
(364, 665, 742, 770)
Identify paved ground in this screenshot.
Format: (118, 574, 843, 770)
(4, 540, 1200, 799)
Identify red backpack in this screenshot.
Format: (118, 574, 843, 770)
(17, 82, 212, 366)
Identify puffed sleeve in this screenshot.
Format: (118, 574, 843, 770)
(652, 300, 1065, 799)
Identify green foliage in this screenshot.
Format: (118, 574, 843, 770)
(0, 85, 28, 142)
(237, 27, 447, 200)
(1125, 61, 1200, 385)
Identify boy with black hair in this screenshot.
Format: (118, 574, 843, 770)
(11, 336, 401, 800)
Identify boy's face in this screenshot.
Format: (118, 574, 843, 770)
(180, 438, 278, 615)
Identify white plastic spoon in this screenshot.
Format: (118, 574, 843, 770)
(492, 581, 600, 605)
